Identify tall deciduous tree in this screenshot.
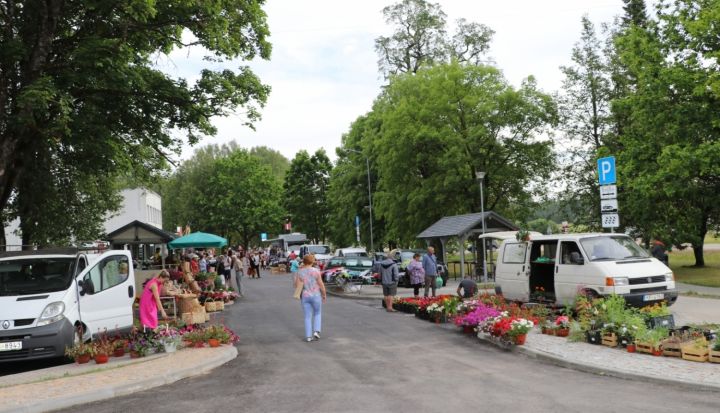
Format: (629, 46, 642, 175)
(0, 0, 271, 246)
(160, 147, 283, 247)
(336, 62, 557, 245)
(283, 149, 332, 243)
(212, 150, 284, 247)
(557, 16, 613, 228)
(612, 0, 720, 266)
(249, 146, 290, 183)
(374, 0, 493, 77)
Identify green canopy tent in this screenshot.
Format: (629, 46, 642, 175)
(167, 232, 228, 249)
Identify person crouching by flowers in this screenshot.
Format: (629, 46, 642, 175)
(139, 270, 170, 330)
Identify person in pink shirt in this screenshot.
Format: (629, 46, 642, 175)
(140, 270, 170, 329)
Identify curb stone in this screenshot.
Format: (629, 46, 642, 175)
(381, 306, 720, 393)
(0, 346, 238, 413)
(475, 333, 719, 392)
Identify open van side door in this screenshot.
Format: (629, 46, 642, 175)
(497, 242, 529, 300)
(75, 250, 135, 338)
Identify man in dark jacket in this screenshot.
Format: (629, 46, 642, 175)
(379, 251, 399, 312)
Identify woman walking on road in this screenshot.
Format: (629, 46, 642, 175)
(294, 254, 327, 342)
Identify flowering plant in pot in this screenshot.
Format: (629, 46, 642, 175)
(554, 315, 571, 337)
(64, 335, 93, 364)
(507, 318, 534, 345)
(92, 340, 114, 364)
(156, 325, 182, 353)
(127, 331, 153, 357)
(183, 328, 207, 348)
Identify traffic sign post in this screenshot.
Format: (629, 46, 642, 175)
(355, 216, 361, 244)
(597, 156, 619, 232)
(597, 157, 616, 185)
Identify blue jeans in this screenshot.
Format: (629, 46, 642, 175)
(301, 295, 322, 339)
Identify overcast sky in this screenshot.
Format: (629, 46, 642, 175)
(163, 0, 629, 162)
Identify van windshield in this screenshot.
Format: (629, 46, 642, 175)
(0, 258, 76, 295)
(580, 236, 649, 262)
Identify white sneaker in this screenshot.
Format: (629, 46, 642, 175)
(313, 331, 321, 340)
(305, 337, 313, 342)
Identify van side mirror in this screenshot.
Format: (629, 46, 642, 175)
(570, 252, 584, 265)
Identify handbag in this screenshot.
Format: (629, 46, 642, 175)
(293, 279, 304, 300)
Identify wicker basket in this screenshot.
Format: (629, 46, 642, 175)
(178, 294, 201, 314)
(215, 300, 225, 311)
(204, 298, 216, 312)
(182, 311, 206, 325)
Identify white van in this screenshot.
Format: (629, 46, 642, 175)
(333, 247, 368, 258)
(0, 248, 136, 362)
(494, 233, 678, 307)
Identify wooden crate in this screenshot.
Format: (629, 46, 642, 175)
(661, 338, 684, 357)
(681, 341, 709, 362)
(709, 350, 720, 364)
(601, 333, 618, 347)
(635, 341, 657, 354)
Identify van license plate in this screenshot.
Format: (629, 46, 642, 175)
(643, 293, 664, 301)
(0, 341, 22, 351)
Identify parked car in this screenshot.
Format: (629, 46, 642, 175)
(0, 248, 136, 363)
(322, 256, 374, 284)
(394, 249, 448, 288)
(494, 233, 678, 307)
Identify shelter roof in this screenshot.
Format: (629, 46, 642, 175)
(106, 220, 177, 244)
(416, 212, 518, 240)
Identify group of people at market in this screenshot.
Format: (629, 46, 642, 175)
(293, 246, 477, 343)
(139, 245, 272, 330)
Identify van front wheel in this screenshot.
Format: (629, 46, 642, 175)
(582, 289, 599, 301)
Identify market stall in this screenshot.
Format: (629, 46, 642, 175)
(165, 232, 235, 325)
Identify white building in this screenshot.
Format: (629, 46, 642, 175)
(3, 188, 163, 249)
(104, 188, 163, 234)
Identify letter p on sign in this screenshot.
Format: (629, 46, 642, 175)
(597, 156, 616, 185)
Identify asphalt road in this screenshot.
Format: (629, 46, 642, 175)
(56, 270, 718, 413)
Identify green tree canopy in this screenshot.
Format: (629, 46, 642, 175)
(0, 0, 271, 246)
(374, 0, 493, 77)
(283, 149, 332, 243)
(333, 62, 557, 246)
(612, 0, 720, 266)
(160, 147, 283, 247)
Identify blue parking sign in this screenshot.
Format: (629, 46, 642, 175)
(597, 156, 616, 185)
(260, 233, 267, 241)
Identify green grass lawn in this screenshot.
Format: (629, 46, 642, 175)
(704, 231, 720, 244)
(670, 250, 720, 287)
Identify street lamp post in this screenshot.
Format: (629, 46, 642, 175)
(347, 149, 374, 253)
(476, 171, 488, 283)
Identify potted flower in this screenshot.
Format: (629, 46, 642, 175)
(204, 324, 233, 347)
(183, 328, 207, 348)
(554, 315, 571, 337)
(426, 303, 445, 323)
(156, 325, 182, 353)
(92, 335, 115, 364)
(507, 318, 534, 345)
(127, 333, 153, 358)
(516, 229, 530, 242)
(64, 340, 93, 364)
(640, 303, 674, 329)
(112, 339, 127, 357)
